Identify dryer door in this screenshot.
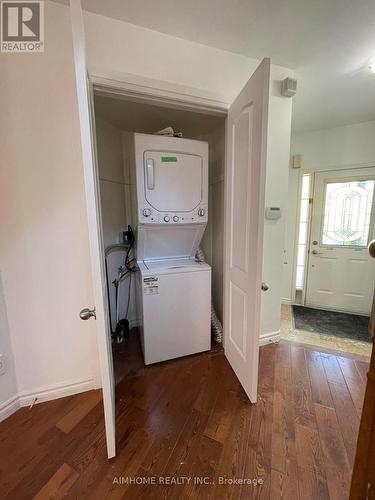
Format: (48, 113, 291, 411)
(143, 151, 203, 212)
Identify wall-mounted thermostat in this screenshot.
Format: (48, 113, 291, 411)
(265, 205, 282, 220)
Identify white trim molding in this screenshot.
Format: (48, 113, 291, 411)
(282, 298, 293, 305)
(259, 330, 281, 346)
(0, 377, 96, 422)
(18, 377, 96, 407)
(0, 395, 20, 423)
(91, 72, 229, 116)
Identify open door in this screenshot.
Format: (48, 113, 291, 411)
(70, 0, 116, 458)
(224, 58, 270, 403)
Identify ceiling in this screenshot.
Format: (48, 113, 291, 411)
(74, 0, 375, 132)
(94, 95, 224, 136)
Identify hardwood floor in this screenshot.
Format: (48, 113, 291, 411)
(0, 334, 368, 500)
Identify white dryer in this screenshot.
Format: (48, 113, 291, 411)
(130, 133, 208, 260)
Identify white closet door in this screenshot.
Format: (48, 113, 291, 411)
(224, 58, 270, 403)
(70, 0, 116, 458)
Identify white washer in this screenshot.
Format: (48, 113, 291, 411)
(136, 259, 211, 365)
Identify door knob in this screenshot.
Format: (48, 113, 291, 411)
(311, 249, 322, 255)
(80, 307, 96, 320)
(261, 282, 270, 291)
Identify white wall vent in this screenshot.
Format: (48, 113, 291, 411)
(281, 77, 297, 97)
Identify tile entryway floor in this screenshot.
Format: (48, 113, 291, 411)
(280, 304, 371, 359)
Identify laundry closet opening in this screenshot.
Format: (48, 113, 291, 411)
(93, 91, 227, 381)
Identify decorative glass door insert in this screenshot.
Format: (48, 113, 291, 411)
(321, 179, 374, 247)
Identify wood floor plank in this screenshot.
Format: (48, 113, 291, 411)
(314, 403, 352, 500)
(337, 356, 367, 418)
(239, 345, 275, 500)
(305, 350, 334, 408)
(175, 434, 223, 500)
(56, 389, 103, 434)
(270, 468, 300, 500)
(139, 355, 208, 475)
(297, 467, 330, 500)
(290, 345, 316, 427)
(328, 381, 360, 467)
(203, 360, 241, 444)
(321, 353, 346, 386)
(354, 359, 369, 383)
(210, 395, 252, 500)
(271, 343, 299, 484)
(32, 463, 79, 500)
(295, 424, 326, 476)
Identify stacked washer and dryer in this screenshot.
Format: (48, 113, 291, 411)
(130, 133, 211, 365)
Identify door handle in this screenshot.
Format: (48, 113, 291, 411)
(369, 239, 375, 258)
(311, 249, 322, 255)
(80, 307, 96, 320)
(261, 282, 270, 291)
(145, 159, 154, 190)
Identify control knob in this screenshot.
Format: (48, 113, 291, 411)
(173, 216, 179, 222)
(164, 216, 170, 222)
(142, 208, 151, 217)
(198, 208, 206, 217)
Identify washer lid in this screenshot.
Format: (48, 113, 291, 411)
(140, 258, 210, 275)
(143, 151, 203, 212)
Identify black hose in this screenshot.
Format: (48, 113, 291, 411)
(125, 225, 137, 272)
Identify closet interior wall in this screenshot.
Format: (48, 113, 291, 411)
(196, 124, 225, 322)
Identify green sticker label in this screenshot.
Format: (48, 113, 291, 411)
(161, 156, 177, 162)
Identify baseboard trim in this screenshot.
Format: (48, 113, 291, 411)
(0, 377, 96, 422)
(282, 298, 292, 305)
(18, 377, 96, 407)
(130, 318, 141, 329)
(0, 395, 20, 423)
(259, 330, 281, 346)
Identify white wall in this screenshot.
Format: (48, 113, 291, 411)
(95, 119, 136, 331)
(282, 120, 375, 302)
(0, 1, 100, 407)
(260, 69, 294, 338)
(198, 124, 226, 322)
(84, 12, 260, 105)
(0, 272, 18, 415)
(96, 118, 127, 249)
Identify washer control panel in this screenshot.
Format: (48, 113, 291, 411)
(139, 206, 208, 224)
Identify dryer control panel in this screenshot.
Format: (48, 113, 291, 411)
(139, 205, 208, 224)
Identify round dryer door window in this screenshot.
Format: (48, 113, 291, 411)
(143, 151, 203, 212)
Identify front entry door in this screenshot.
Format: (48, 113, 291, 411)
(306, 167, 375, 315)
